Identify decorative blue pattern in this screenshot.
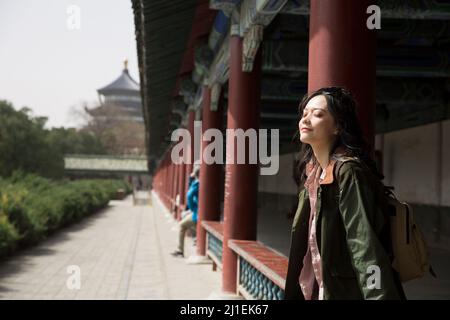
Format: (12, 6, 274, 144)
(238, 258, 284, 300)
(207, 233, 223, 264)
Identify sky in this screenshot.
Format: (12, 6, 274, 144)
(0, 0, 139, 128)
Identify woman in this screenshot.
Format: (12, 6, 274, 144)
(284, 87, 405, 300)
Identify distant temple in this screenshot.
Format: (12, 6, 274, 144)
(88, 60, 144, 123)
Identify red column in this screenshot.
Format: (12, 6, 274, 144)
(222, 34, 261, 293)
(164, 155, 170, 209)
(155, 169, 159, 194)
(169, 161, 175, 213)
(154, 170, 156, 193)
(163, 157, 166, 202)
(197, 86, 223, 256)
(171, 162, 175, 199)
(308, 0, 376, 153)
(173, 162, 179, 216)
(178, 163, 186, 217)
(161, 159, 164, 199)
(169, 155, 173, 209)
(167, 155, 171, 209)
(158, 163, 161, 195)
(167, 155, 171, 207)
(162, 157, 167, 207)
(173, 128, 187, 218)
(160, 164, 163, 196)
(185, 111, 195, 204)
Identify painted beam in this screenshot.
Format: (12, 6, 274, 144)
(210, 0, 241, 13)
(257, 76, 449, 104)
(262, 40, 450, 77)
(267, 15, 450, 42)
(376, 103, 449, 133)
(209, 10, 231, 53)
(280, 0, 450, 20)
(209, 34, 231, 85)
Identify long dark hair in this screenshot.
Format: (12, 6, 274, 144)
(294, 86, 383, 187)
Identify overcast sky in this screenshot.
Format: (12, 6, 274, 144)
(0, 0, 139, 128)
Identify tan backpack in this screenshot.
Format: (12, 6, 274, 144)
(383, 187, 436, 282)
(336, 157, 435, 282)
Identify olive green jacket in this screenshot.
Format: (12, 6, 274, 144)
(284, 156, 405, 300)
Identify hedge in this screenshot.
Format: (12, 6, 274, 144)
(0, 172, 132, 258)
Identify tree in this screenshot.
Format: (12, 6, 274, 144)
(81, 103, 146, 155)
(0, 100, 62, 178)
(0, 100, 107, 179)
(46, 127, 107, 156)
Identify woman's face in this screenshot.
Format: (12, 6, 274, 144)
(298, 95, 338, 146)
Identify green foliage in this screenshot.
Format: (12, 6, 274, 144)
(0, 214, 19, 257)
(0, 100, 106, 179)
(0, 174, 131, 258)
(46, 127, 107, 157)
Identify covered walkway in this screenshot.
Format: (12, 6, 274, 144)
(132, 0, 450, 300)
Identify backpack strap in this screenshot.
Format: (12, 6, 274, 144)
(333, 156, 360, 183)
(334, 156, 398, 198)
(334, 156, 395, 221)
(334, 156, 398, 263)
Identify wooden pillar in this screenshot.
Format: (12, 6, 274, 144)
(164, 154, 170, 208)
(173, 163, 179, 218)
(185, 111, 196, 205)
(221, 32, 261, 293)
(308, 0, 376, 153)
(172, 160, 176, 206)
(178, 162, 186, 217)
(197, 86, 223, 256)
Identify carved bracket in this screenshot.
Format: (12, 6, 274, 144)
(242, 24, 263, 72)
(210, 0, 242, 14)
(240, 0, 288, 71)
(210, 82, 222, 111)
(179, 78, 197, 105)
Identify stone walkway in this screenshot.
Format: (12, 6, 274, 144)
(0, 192, 221, 300)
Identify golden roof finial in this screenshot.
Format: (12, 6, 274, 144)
(124, 58, 128, 70)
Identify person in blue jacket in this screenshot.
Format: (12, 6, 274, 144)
(171, 165, 200, 257)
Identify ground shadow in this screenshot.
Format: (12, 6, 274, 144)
(0, 204, 113, 287)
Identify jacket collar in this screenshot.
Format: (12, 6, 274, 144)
(305, 145, 350, 185)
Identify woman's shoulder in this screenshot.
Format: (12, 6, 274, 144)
(335, 155, 362, 167)
(334, 156, 371, 180)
